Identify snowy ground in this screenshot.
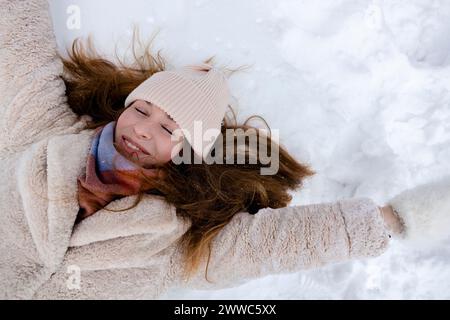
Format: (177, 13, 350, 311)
(49, 0, 450, 299)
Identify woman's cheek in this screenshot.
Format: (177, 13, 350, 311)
(117, 116, 132, 128)
(161, 144, 175, 162)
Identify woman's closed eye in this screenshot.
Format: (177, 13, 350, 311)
(135, 107, 172, 134)
(135, 107, 146, 115)
(162, 126, 172, 135)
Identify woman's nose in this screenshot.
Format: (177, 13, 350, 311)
(134, 122, 153, 140)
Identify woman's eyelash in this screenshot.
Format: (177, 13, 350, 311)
(135, 107, 146, 115)
(162, 126, 172, 135)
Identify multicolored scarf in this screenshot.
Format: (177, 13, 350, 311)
(76, 121, 161, 223)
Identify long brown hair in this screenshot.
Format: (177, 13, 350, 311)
(57, 26, 316, 282)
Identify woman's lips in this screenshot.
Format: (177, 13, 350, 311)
(122, 136, 150, 156)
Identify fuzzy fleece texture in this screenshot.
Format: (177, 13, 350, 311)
(0, 0, 391, 299)
(387, 175, 450, 248)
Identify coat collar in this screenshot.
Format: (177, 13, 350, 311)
(17, 130, 94, 269)
(17, 129, 191, 270)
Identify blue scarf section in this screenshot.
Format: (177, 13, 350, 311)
(76, 121, 160, 223)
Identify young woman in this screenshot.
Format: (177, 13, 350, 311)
(1, 0, 448, 299)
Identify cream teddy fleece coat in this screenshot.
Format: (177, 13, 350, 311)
(0, 0, 391, 299)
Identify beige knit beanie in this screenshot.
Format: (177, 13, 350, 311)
(124, 62, 231, 161)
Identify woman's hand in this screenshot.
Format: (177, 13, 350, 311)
(378, 205, 405, 236)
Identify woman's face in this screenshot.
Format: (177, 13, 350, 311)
(114, 100, 183, 168)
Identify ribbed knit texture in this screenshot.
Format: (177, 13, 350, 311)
(124, 63, 231, 160)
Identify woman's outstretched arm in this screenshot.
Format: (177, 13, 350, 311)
(0, 0, 88, 152)
(170, 197, 392, 291)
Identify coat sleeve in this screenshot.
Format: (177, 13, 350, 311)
(0, 0, 89, 151)
(169, 197, 391, 291)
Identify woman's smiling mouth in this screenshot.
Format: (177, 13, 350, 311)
(122, 136, 150, 155)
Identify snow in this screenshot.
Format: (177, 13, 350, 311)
(49, 0, 450, 299)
